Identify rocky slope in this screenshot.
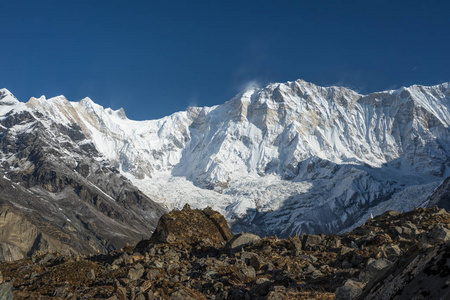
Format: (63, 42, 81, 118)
(0, 89, 166, 261)
(425, 176, 450, 210)
(1, 79, 450, 239)
(0, 206, 450, 299)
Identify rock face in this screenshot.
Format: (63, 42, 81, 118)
(0, 208, 78, 261)
(150, 205, 234, 245)
(358, 243, 450, 300)
(0, 92, 166, 261)
(426, 176, 450, 210)
(0, 207, 449, 299)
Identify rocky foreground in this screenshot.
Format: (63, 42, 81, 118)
(1, 205, 450, 299)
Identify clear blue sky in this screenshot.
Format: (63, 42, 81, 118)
(2, 0, 449, 120)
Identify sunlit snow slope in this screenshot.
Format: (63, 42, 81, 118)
(3, 79, 450, 236)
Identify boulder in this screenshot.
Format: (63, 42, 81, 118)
(340, 246, 353, 256)
(241, 266, 256, 278)
(225, 233, 261, 251)
(127, 263, 144, 281)
(381, 210, 401, 218)
(302, 234, 324, 251)
(369, 233, 392, 246)
(325, 236, 342, 248)
(288, 236, 302, 253)
(359, 258, 393, 283)
(392, 226, 403, 237)
(429, 226, 450, 242)
(150, 205, 234, 245)
(86, 269, 96, 281)
(202, 206, 234, 241)
(377, 244, 401, 258)
(301, 254, 318, 263)
(335, 279, 364, 299)
(38, 253, 55, 266)
(249, 254, 264, 271)
(0, 281, 13, 300)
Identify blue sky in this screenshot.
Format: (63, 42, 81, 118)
(2, 0, 449, 120)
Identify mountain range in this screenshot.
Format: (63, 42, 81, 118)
(1, 79, 449, 260)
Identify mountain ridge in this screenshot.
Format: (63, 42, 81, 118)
(0, 91, 166, 261)
(1, 79, 450, 240)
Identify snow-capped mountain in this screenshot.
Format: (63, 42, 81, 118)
(1, 79, 450, 241)
(0, 89, 165, 261)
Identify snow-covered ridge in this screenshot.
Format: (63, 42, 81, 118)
(2, 79, 450, 236)
(21, 79, 450, 184)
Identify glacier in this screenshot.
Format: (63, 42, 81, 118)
(1, 79, 450, 237)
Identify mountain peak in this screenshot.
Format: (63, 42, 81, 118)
(0, 88, 18, 103)
(79, 97, 95, 107)
(116, 107, 127, 119)
(0, 88, 12, 95)
(105, 107, 127, 119)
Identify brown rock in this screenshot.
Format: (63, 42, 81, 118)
(170, 287, 204, 300)
(226, 233, 261, 251)
(127, 263, 144, 281)
(429, 225, 450, 242)
(288, 236, 302, 255)
(377, 244, 402, 258)
(16, 291, 31, 298)
(116, 286, 128, 300)
(335, 279, 364, 299)
(86, 269, 96, 280)
(135, 294, 146, 300)
(382, 210, 401, 218)
(151, 205, 233, 245)
(202, 206, 234, 241)
(241, 266, 256, 278)
(302, 234, 324, 251)
(249, 254, 263, 271)
(358, 258, 393, 283)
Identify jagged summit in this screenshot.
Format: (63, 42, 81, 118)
(4, 79, 450, 122)
(0, 88, 13, 97)
(0, 88, 18, 103)
(79, 96, 95, 106)
(109, 107, 127, 119)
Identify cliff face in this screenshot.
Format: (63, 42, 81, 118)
(357, 242, 450, 300)
(0, 208, 79, 262)
(426, 177, 450, 211)
(0, 91, 166, 261)
(1, 207, 450, 299)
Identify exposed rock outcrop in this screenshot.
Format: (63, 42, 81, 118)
(0, 208, 79, 261)
(427, 176, 450, 210)
(0, 103, 166, 261)
(357, 242, 450, 300)
(150, 204, 234, 245)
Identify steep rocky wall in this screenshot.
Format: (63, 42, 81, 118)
(0, 105, 166, 261)
(0, 208, 80, 261)
(427, 176, 450, 210)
